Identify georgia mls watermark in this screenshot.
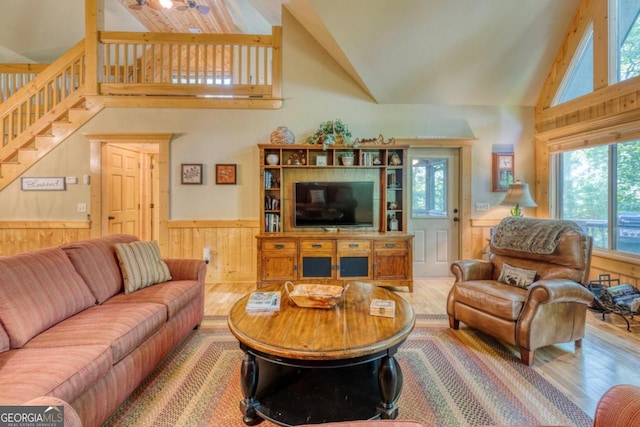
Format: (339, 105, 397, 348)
(0, 406, 64, 427)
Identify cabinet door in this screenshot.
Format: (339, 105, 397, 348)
(299, 240, 336, 279)
(260, 240, 297, 281)
(373, 240, 410, 280)
(337, 240, 371, 279)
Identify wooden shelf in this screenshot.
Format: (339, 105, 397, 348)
(259, 144, 408, 233)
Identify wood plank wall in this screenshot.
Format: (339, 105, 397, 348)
(0, 220, 258, 284)
(0, 222, 91, 256)
(167, 220, 259, 284)
(0, 220, 634, 287)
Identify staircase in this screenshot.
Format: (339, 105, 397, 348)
(0, 41, 103, 191)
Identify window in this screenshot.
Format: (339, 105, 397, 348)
(554, 24, 594, 105)
(611, 0, 640, 83)
(558, 140, 640, 255)
(411, 158, 447, 218)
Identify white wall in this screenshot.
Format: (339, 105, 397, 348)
(0, 10, 535, 222)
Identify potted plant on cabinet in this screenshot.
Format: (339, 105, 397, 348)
(340, 150, 355, 166)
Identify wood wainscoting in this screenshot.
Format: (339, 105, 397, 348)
(168, 220, 259, 284)
(0, 219, 259, 285)
(0, 221, 91, 256)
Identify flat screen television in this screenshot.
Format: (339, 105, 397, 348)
(294, 181, 375, 228)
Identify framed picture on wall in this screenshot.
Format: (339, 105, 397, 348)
(492, 153, 514, 192)
(216, 164, 237, 185)
(181, 164, 203, 184)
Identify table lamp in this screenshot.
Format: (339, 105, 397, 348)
(500, 180, 537, 216)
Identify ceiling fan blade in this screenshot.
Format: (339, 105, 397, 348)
(196, 5, 210, 14)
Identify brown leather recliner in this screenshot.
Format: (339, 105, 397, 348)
(447, 217, 594, 366)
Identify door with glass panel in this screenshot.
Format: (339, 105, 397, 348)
(408, 148, 460, 277)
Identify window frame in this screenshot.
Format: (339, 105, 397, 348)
(554, 135, 640, 257)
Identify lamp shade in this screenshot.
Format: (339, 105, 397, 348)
(500, 181, 537, 207)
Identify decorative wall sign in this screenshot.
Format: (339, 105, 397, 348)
(216, 164, 237, 185)
(181, 164, 203, 184)
(492, 153, 514, 192)
(20, 177, 66, 191)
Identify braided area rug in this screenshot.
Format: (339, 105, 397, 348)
(103, 315, 593, 427)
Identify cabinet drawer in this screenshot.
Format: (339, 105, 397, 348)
(262, 240, 297, 250)
(338, 240, 371, 251)
(300, 240, 336, 251)
(374, 240, 408, 250)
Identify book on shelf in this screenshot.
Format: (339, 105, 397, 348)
(265, 213, 280, 232)
(264, 196, 280, 210)
(369, 299, 395, 318)
(246, 291, 281, 312)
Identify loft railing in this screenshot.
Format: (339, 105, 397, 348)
(98, 27, 281, 99)
(0, 27, 282, 152)
(0, 41, 85, 151)
(0, 64, 48, 103)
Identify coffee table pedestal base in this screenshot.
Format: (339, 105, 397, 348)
(240, 349, 403, 426)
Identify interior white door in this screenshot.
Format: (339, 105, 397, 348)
(408, 148, 460, 277)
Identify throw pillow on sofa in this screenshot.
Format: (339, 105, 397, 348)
(114, 241, 171, 294)
(498, 262, 537, 288)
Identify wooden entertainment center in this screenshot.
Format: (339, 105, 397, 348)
(257, 143, 413, 292)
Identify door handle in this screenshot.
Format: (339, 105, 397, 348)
(453, 217, 459, 222)
(108, 216, 115, 220)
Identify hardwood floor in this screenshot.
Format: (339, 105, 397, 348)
(204, 278, 640, 419)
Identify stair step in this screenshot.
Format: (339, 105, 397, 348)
(51, 121, 73, 137)
(0, 162, 22, 181)
(16, 148, 40, 164)
(34, 135, 59, 151)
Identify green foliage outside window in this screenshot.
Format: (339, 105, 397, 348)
(560, 140, 640, 254)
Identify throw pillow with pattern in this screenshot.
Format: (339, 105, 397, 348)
(114, 240, 171, 294)
(498, 262, 537, 288)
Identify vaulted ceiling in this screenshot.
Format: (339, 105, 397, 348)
(0, 0, 580, 107)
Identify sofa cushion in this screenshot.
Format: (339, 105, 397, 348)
(0, 247, 96, 348)
(453, 280, 526, 321)
(24, 303, 166, 363)
(498, 262, 537, 288)
(61, 234, 139, 304)
(104, 279, 202, 319)
(114, 241, 171, 294)
(0, 345, 112, 404)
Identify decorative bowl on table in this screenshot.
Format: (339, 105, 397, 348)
(284, 282, 349, 309)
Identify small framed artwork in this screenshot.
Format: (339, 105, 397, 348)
(492, 153, 514, 192)
(316, 155, 327, 166)
(216, 164, 237, 185)
(181, 164, 203, 185)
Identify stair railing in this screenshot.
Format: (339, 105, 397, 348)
(0, 64, 48, 103)
(0, 40, 85, 160)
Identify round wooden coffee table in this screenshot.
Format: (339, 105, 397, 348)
(227, 281, 415, 426)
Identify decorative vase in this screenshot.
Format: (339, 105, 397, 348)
(270, 126, 295, 144)
(341, 156, 354, 166)
(266, 153, 279, 165)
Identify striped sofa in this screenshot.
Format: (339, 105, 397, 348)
(0, 234, 206, 427)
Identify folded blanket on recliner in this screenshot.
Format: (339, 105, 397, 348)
(492, 217, 584, 254)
